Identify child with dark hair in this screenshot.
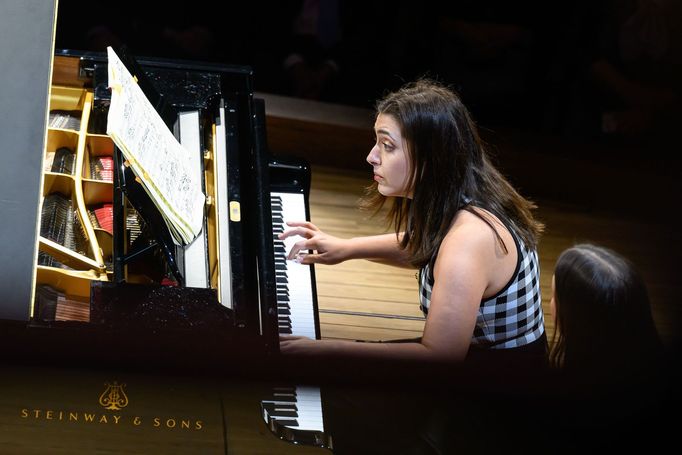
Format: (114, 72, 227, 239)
(550, 243, 662, 378)
(547, 244, 669, 452)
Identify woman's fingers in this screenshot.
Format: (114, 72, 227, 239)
(278, 226, 313, 240)
(286, 243, 327, 264)
(276, 220, 332, 264)
(279, 221, 319, 239)
(280, 335, 306, 342)
(287, 238, 315, 260)
(286, 221, 319, 231)
(279, 335, 314, 355)
(296, 252, 324, 265)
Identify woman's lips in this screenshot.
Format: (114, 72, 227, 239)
(373, 174, 383, 182)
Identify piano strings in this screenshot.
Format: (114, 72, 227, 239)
(48, 109, 81, 130)
(45, 147, 76, 175)
(38, 193, 89, 267)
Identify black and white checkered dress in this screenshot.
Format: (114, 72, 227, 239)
(419, 226, 544, 349)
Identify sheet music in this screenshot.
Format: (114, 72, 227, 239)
(106, 46, 205, 245)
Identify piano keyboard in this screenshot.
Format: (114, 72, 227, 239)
(270, 192, 318, 340)
(261, 385, 330, 448)
(264, 193, 329, 448)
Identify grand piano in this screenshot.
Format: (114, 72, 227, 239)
(0, 2, 331, 450)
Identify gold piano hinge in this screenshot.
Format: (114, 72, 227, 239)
(229, 201, 241, 222)
(205, 195, 213, 206)
(203, 150, 212, 161)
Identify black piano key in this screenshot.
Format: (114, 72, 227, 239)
(271, 390, 296, 395)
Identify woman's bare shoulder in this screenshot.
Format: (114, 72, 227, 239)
(440, 208, 514, 264)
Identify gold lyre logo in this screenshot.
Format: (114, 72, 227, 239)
(99, 382, 129, 411)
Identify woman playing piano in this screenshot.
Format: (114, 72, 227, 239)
(279, 78, 547, 371)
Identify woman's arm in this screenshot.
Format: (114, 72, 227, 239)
(281, 219, 497, 363)
(419, 223, 491, 361)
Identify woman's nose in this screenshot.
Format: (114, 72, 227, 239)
(367, 145, 380, 166)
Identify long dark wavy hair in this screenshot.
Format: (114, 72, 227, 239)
(361, 78, 543, 268)
(549, 244, 661, 374)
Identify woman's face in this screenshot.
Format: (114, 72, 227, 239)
(367, 113, 412, 198)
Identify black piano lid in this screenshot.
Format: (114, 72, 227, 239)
(60, 47, 255, 112)
(59, 47, 254, 83)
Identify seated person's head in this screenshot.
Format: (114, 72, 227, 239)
(549, 244, 661, 378)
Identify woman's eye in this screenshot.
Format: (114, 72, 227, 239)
(382, 142, 394, 151)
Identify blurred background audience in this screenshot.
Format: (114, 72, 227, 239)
(55, 0, 681, 161)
